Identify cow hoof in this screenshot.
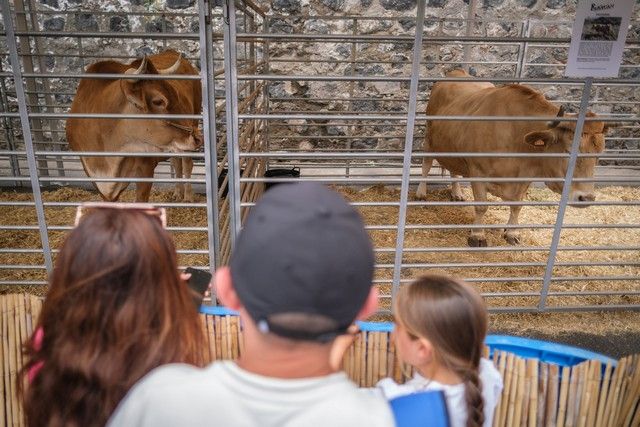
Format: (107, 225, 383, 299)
(416, 183, 428, 199)
(467, 235, 487, 247)
(505, 234, 521, 245)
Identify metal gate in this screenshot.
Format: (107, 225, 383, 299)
(0, 0, 638, 313)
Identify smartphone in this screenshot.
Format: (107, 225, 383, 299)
(184, 267, 212, 309)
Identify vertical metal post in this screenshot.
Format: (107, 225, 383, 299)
(345, 17, 358, 178)
(27, 0, 65, 178)
(0, 61, 22, 184)
(391, 0, 426, 300)
(198, 0, 222, 280)
(515, 18, 531, 78)
(263, 16, 271, 161)
(538, 78, 593, 310)
(222, 0, 242, 244)
(462, 0, 476, 72)
(1, 0, 53, 273)
(13, 0, 49, 177)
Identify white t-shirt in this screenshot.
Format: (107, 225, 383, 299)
(108, 361, 395, 427)
(376, 358, 503, 427)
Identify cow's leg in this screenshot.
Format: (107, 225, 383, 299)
(450, 176, 465, 201)
(135, 162, 156, 203)
(171, 157, 185, 201)
(181, 157, 194, 202)
(416, 156, 433, 199)
(468, 182, 488, 247)
(503, 205, 522, 245)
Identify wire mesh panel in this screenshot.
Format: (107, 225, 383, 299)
(0, 0, 234, 294)
(227, 0, 640, 313)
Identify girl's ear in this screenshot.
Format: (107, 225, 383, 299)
(416, 337, 434, 364)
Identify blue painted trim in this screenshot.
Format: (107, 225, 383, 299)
(199, 305, 239, 316)
(197, 308, 615, 367)
(485, 335, 617, 368)
(356, 321, 394, 332)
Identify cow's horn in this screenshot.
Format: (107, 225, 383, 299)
(549, 105, 565, 128)
(158, 53, 182, 75)
(125, 56, 148, 75)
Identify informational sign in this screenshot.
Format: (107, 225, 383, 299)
(565, 0, 636, 78)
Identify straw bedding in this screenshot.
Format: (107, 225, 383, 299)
(0, 184, 638, 335)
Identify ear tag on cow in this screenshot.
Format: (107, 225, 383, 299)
(533, 139, 546, 146)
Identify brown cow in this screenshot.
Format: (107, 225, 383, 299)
(66, 50, 202, 202)
(417, 69, 608, 247)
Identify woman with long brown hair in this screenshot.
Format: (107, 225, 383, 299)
(376, 274, 503, 427)
(19, 205, 208, 427)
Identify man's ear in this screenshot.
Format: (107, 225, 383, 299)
(524, 130, 556, 148)
(215, 266, 241, 310)
(354, 286, 379, 320)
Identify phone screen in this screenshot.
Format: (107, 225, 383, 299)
(184, 267, 212, 309)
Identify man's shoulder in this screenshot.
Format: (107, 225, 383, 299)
(107, 362, 232, 426)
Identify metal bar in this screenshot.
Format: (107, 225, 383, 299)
(198, 0, 222, 277)
(391, 0, 426, 300)
(238, 74, 640, 85)
(13, 0, 50, 177)
(1, 0, 53, 273)
(539, 78, 593, 311)
(0, 61, 21, 184)
(223, 0, 242, 245)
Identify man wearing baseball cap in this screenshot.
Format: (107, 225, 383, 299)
(108, 183, 395, 427)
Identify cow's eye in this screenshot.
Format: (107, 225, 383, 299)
(152, 99, 165, 107)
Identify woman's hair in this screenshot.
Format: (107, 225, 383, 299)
(19, 208, 207, 427)
(395, 274, 488, 427)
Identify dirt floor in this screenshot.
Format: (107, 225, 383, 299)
(1, 184, 639, 357)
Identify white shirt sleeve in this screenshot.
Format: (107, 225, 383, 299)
(479, 358, 504, 427)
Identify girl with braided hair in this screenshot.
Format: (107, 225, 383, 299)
(376, 274, 503, 427)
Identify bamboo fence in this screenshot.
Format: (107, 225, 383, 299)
(1, 293, 639, 427)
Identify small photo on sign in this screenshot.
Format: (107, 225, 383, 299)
(581, 17, 622, 41)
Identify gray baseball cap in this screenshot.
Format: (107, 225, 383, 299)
(230, 182, 375, 342)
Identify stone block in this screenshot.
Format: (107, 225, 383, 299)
(546, 0, 565, 8)
(320, 0, 345, 11)
(109, 16, 131, 32)
(304, 19, 329, 34)
(146, 18, 175, 33)
(398, 18, 415, 31)
(40, 0, 59, 8)
(380, 0, 416, 12)
(75, 13, 98, 32)
(43, 17, 65, 31)
(483, 0, 505, 8)
(167, 0, 195, 8)
(270, 17, 294, 34)
(272, 0, 301, 13)
(427, 0, 446, 7)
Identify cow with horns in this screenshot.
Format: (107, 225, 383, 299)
(66, 50, 202, 202)
(417, 69, 609, 247)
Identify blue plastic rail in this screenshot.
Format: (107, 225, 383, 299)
(199, 307, 616, 367)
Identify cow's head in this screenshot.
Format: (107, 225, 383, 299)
(118, 55, 202, 154)
(523, 106, 608, 207)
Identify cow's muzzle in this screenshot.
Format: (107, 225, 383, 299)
(569, 192, 595, 208)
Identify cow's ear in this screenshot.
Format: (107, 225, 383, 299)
(120, 80, 147, 112)
(524, 130, 556, 148)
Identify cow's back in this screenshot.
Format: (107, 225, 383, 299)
(425, 75, 557, 178)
